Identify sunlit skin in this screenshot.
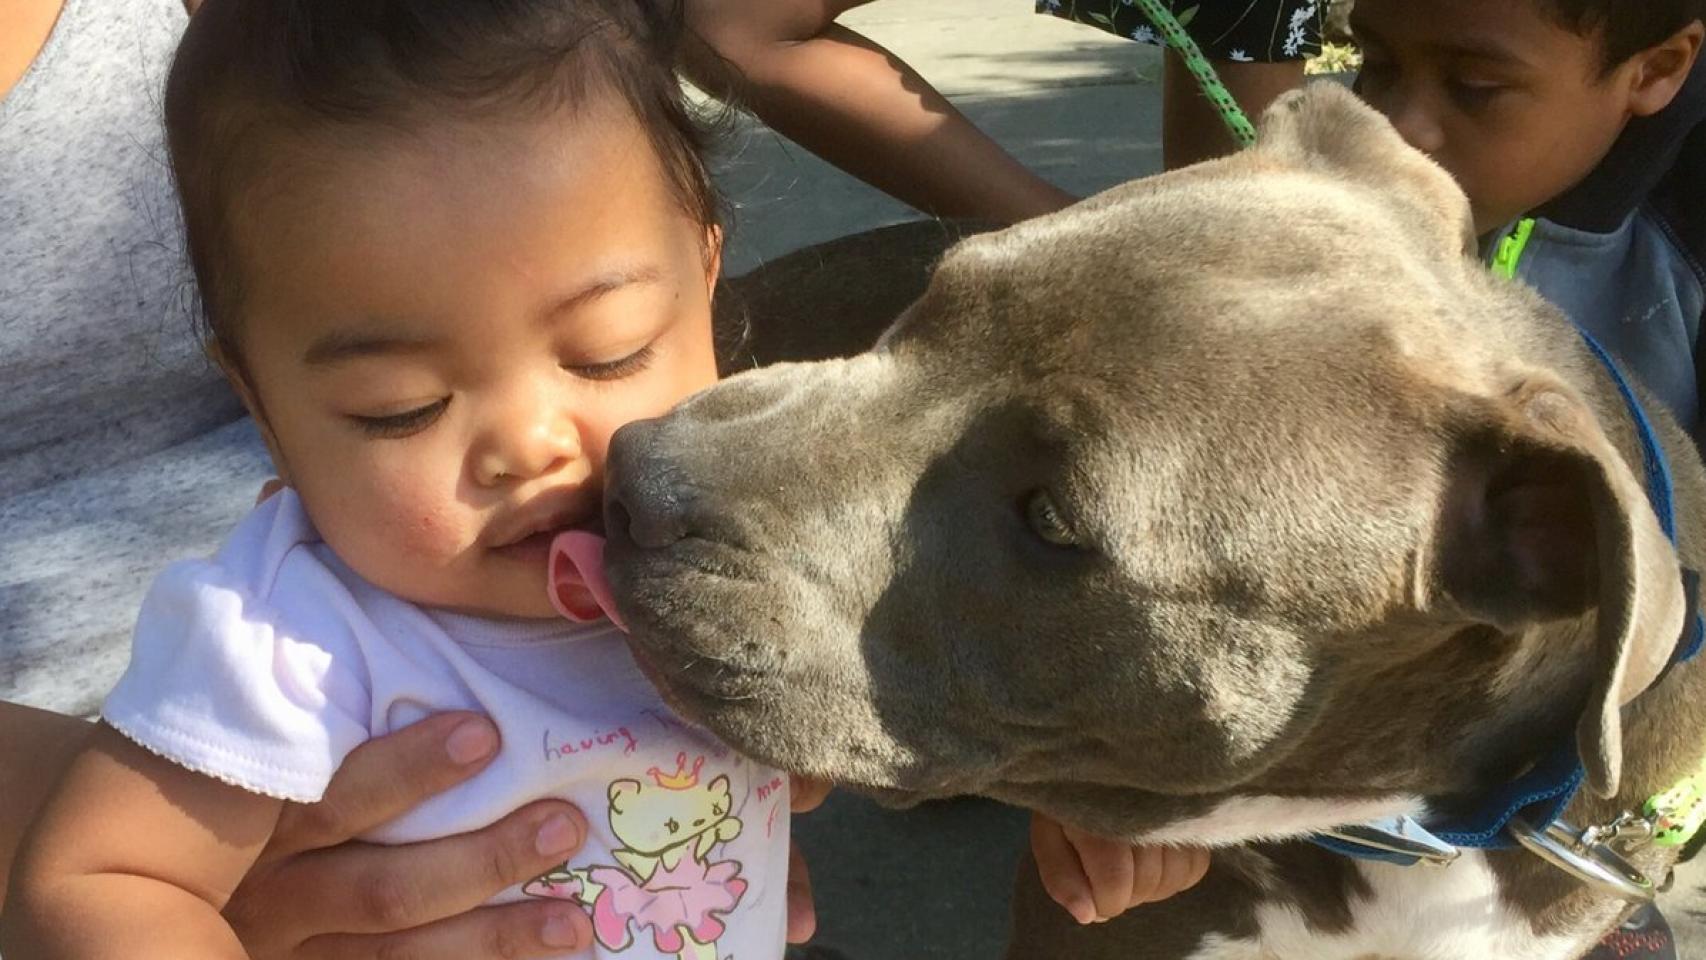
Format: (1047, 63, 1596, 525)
(1351, 0, 1703, 235)
(224, 105, 721, 620)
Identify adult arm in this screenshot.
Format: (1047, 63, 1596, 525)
(681, 0, 1074, 223)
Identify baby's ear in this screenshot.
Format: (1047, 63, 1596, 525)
(708, 775, 730, 799)
(210, 346, 292, 484)
(1253, 83, 1476, 259)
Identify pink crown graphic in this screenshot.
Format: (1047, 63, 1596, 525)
(647, 752, 705, 790)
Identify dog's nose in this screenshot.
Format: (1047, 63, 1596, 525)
(605, 419, 692, 549)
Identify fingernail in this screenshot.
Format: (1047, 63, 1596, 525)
(542, 910, 581, 948)
(446, 719, 498, 765)
(1070, 900, 1096, 925)
(536, 814, 581, 856)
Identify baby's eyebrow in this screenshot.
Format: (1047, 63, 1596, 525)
(544, 266, 664, 319)
(302, 329, 440, 366)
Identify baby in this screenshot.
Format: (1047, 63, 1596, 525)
(3, 1, 788, 958)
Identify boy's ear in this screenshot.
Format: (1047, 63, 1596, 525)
(1626, 20, 1704, 118)
(210, 344, 292, 485)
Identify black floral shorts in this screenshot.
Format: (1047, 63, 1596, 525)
(1037, 0, 1326, 63)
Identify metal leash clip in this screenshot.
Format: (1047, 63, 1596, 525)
(1318, 816, 1460, 865)
(1507, 814, 1657, 903)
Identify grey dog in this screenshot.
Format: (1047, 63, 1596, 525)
(606, 84, 1706, 958)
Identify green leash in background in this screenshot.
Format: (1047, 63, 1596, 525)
(1128, 0, 1259, 149)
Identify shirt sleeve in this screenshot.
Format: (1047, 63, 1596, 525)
(102, 493, 373, 802)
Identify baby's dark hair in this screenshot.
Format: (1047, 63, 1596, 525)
(166, 0, 721, 366)
(1537, 0, 1705, 71)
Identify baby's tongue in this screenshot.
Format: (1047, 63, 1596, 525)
(548, 530, 625, 630)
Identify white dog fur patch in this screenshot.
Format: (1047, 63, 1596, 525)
(1185, 851, 1603, 960)
(1141, 794, 1425, 847)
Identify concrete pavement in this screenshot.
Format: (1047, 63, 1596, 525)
(707, 3, 1706, 956)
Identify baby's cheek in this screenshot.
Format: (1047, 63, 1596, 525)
(330, 475, 469, 571)
(386, 498, 464, 558)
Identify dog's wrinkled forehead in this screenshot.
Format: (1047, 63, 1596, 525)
(872, 85, 1480, 615)
(893, 86, 1473, 374)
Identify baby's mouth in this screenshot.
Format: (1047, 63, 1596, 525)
(549, 529, 624, 628)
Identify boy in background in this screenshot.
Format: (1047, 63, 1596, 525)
(1350, 0, 1704, 448)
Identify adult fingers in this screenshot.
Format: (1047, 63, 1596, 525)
(238, 800, 586, 940)
(785, 838, 817, 943)
(1028, 813, 1095, 925)
(790, 776, 831, 813)
(302, 898, 593, 960)
(265, 713, 499, 861)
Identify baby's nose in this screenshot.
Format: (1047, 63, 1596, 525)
(475, 398, 580, 486)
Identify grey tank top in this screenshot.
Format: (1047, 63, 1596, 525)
(1, 0, 273, 716)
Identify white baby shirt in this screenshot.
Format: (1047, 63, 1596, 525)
(103, 491, 790, 960)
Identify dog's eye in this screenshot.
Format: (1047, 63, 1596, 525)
(1024, 490, 1079, 548)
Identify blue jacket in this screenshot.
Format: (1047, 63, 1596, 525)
(1487, 56, 1706, 447)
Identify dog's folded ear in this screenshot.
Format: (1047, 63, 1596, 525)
(1253, 83, 1477, 260)
(1433, 376, 1686, 798)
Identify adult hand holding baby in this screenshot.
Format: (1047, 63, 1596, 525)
(229, 490, 596, 954)
(223, 712, 596, 959)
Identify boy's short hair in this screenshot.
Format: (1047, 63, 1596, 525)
(1538, 0, 1706, 71)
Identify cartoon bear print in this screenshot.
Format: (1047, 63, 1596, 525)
(526, 753, 748, 959)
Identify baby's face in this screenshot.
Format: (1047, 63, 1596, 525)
(231, 105, 720, 619)
(1351, 0, 1644, 235)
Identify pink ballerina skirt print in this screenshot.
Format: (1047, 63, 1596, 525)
(589, 854, 748, 953)
(523, 751, 756, 958)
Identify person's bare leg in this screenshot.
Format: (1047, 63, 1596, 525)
(683, 0, 1075, 223)
(1161, 52, 1305, 169)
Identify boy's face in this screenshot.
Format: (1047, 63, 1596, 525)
(1351, 0, 1686, 236)
(229, 106, 722, 620)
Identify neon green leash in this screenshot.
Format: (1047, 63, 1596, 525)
(1647, 775, 1706, 848)
(1494, 215, 1706, 856)
(1129, 0, 1259, 149)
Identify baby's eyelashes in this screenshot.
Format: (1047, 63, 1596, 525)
(349, 397, 451, 439)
